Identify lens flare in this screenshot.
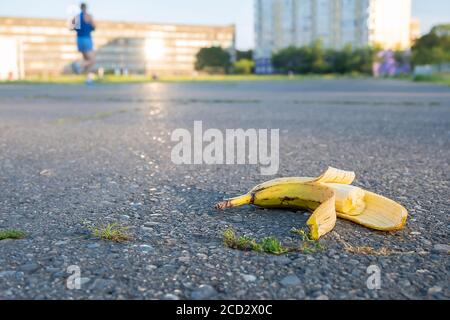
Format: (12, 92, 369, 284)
(145, 38, 166, 61)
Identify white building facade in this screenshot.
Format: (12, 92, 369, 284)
(254, 0, 412, 73)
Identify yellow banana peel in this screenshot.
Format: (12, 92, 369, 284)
(215, 167, 408, 240)
(336, 191, 408, 231)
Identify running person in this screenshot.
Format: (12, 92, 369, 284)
(72, 3, 96, 83)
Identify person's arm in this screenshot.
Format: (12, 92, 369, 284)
(85, 14, 96, 30)
(70, 16, 76, 30)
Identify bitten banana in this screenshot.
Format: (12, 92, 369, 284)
(215, 167, 408, 240)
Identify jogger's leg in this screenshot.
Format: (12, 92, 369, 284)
(82, 51, 95, 74)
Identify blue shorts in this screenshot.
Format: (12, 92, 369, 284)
(77, 37, 94, 53)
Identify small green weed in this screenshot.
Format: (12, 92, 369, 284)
(223, 227, 325, 255)
(0, 229, 26, 241)
(259, 237, 289, 255)
(87, 222, 132, 242)
(291, 228, 325, 253)
(223, 228, 288, 255)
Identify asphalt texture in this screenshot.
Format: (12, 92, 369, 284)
(0, 79, 449, 300)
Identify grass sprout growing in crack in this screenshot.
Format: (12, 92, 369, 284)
(344, 245, 392, 256)
(290, 228, 325, 253)
(224, 228, 257, 251)
(223, 228, 288, 255)
(258, 237, 289, 255)
(223, 228, 325, 255)
(335, 237, 395, 256)
(86, 222, 132, 243)
(341, 241, 393, 256)
(0, 229, 26, 241)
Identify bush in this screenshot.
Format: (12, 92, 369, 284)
(195, 46, 231, 74)
(234, 59, 255, 74)
(272, 42, 376, 75)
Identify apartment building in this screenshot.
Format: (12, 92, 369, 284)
(254, 0, 412, 73)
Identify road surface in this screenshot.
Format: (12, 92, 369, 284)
(0, 79, 448, 299)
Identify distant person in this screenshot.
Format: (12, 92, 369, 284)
(71, 3, 96, 84)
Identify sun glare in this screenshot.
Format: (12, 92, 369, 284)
(145, 38, 166, 61)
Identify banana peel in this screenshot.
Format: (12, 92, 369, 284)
(215, 167, 408, 240)
(336, 191, 408, 231)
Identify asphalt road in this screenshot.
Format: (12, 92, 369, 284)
(0, 79, 449, 299)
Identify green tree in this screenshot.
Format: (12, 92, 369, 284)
(310, 40, 329, 73)
(195, 46, 231, 73)
(353, 47, 376, 74)
(412, 24, 450, 65)
(236, 50, 253, 61)
(234, 59, 255, 74)
(272, 46, 313, 74)
(272, 43, 375, 75)
(325, 46, 351, 74)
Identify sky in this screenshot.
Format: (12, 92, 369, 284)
(0, 0, 449, 50)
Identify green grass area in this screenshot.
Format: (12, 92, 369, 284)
(412, 73, 450, 86)
(2, 75, 87, 85)
(0, 73, 367, 85)
(0, 229, 26, 241)
(3, 72, 449, 86)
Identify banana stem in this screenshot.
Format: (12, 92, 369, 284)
(215, 194, 253, 210)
